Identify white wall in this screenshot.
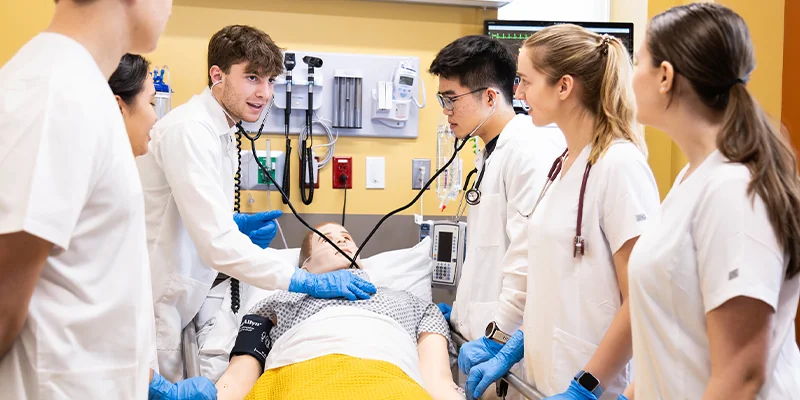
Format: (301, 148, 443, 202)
(498, 0, 611, 22)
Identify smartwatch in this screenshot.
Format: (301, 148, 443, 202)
(574, 370, 603, 398)
(484, 321, 511, 344)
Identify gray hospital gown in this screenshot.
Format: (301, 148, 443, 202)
(247, 269, 454, 353)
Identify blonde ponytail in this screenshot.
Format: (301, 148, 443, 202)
(522, 25, 642, 164)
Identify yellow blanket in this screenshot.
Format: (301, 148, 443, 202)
(244, 354, 432, 400)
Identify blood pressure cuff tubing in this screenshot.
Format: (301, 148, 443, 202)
(230, 314, 274, 372)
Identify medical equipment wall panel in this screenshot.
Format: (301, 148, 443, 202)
(239, 50, 422, 139)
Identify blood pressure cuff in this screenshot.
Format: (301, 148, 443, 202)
(230, 314, 274, 372)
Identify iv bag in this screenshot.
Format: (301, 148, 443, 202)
(153, 66, 172, 120)
(436, 121, 461, 208)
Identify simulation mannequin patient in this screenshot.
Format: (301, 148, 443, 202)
(214, 223, 466, 400)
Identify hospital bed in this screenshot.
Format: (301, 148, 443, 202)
(181, 315, 545, 400)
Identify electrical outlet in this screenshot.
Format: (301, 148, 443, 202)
(412, 158, 431, 190)
(332, 156, 352, 189)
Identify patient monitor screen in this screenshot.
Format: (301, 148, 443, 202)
(437, 232, 453, 262)
(485, 20, 634, 113)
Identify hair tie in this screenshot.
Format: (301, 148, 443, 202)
(597, 34, 614, 55)
(730, 77, 746, 87)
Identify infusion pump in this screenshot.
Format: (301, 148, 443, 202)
(420, 221, 467, 287)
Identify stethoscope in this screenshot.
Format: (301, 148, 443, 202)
(210, 80, 273, 142)
(463, 165, 486, 206)
(451, 97, 498, 218)
(519, 149, 593, 258)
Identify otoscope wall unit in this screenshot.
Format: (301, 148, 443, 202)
(239, 50, 423, 139)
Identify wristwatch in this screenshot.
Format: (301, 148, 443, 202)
(574, 370, 603, 398)
(484, 321, 511, 344)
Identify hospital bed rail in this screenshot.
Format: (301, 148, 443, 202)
(182, 319, 202, 378)
(450, 329, 545, 400)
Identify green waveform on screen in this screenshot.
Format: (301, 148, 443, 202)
(490, 32, 532, 40)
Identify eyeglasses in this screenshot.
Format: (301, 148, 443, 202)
(436, 87, 488, 111)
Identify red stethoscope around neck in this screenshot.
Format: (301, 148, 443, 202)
(519, 148, 593, 258)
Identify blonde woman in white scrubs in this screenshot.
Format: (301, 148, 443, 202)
(627, 3, 800, 399)
(464, 24, 659, 400)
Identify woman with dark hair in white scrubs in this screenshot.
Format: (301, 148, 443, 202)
(628, 3, 800, 399)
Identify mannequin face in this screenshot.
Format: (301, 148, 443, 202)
(302, 223, 362, 273)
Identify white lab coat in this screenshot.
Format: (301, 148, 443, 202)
(136, 88, 295, 381)
(0, 33, 155, 399)
(451, 116, 564, 339)
(628, 150, 800, 399)
(522, 141, 660, 399)
(450, 116, 564, 398)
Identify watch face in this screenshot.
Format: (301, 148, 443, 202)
(577, 372, 600, 391)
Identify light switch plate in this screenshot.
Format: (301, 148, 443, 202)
(366, 157, 385, 189)
(412, 158, 431, 190)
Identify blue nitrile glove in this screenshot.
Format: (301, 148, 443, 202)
(288, 268, 377, 300)
(149, 371, 217, 400)
(247, 220, 278, 249)
(233, 210, 283, 235)
(458, 336, 504, 374)
(465, 330, 525, 400)
(542, 380, 598, 400)
(619, 395, 629, 400)
(437, 303, 452, 322)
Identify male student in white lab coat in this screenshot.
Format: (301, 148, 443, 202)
(429, 35, 565, 399)
(0, 0, 172, 398)
(136, 25, 376, 382)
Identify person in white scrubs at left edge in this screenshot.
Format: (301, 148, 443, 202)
(628, 3, 800, 399)
(0, 0, 170, 398)
(135, 24, 376, 382)
(464, 25, 660, 400)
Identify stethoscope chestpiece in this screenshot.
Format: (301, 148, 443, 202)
(573, 235, 586, 257)
(465, 189, 481, 206)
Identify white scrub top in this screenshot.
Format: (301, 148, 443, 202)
(0, 33, 155, 399)
(136, 87, 295, 381)
(629, 150, 800, 399)
(451, 116, 565, 341)
(523, 141, 659, 399)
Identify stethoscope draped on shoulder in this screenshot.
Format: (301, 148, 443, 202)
(516, 148, 593, 258)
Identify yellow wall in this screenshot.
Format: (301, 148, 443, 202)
(0, 2, 54, 62)
(151, 0, 494, 216)
(643, 0, 785, 198)
(2, 0, 785, 206)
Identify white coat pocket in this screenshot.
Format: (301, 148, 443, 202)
(550, 327, 597, 394)
(40, 365, 143, 400)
